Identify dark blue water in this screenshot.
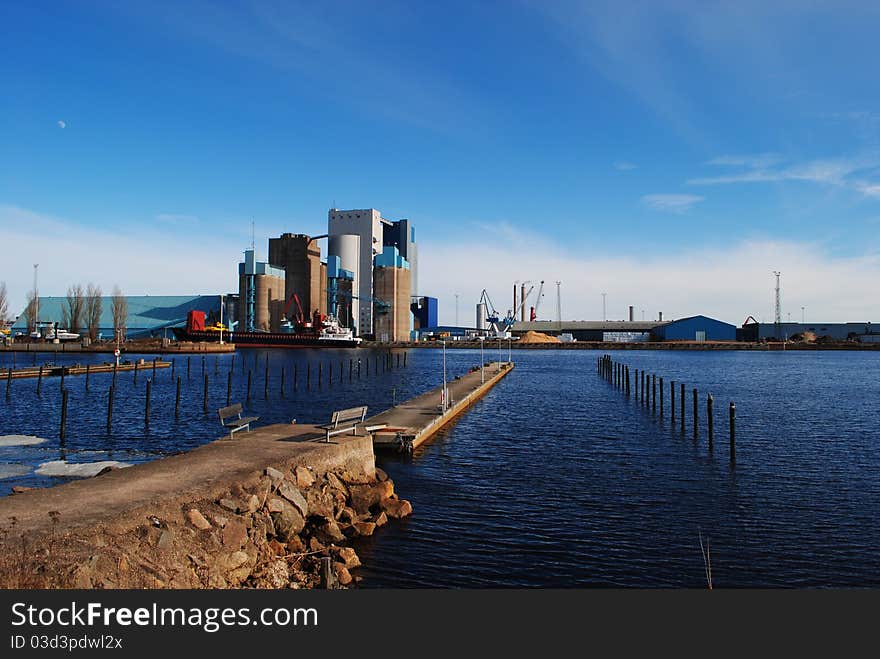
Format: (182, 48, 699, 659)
(1, 348, 878, 587)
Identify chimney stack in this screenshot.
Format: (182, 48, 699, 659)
(659, 311, 663, 322)
(628, 305, 634, 322)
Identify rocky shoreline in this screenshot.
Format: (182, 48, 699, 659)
(0, 463, 411, 589)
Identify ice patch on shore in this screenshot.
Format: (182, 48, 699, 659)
(35, 460, 132, 478)
(0, 435, 48, 447)
(0, 464, 32, 479)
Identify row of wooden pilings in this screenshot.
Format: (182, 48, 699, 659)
(598, 354, 736, 463)
(4, 351, 408, 440)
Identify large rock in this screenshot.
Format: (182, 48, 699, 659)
(218, 498, 241, 513)
(305, 487, 335, 519)
(374, 480, 394, 501)
(348, 484, 379, 514)
(312, 519, 346, 545)
(382, 498, 413, 519)
(294, 466, 315, 488)
(353, 521, 376, 537)
(375, 467, 389, 482)
(373, 511, 388, 527)
(333, 563, 352, 586)
(278, 482, 308, 517)
(265, 467, 285, 482)
(326, 472, 349, 496)
(222, 520, 248, 550)
(186, 509, 212, 530)
(269, 499, 305, 541)
(335, 546, 361, 569)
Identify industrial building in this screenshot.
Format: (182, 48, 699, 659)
(268, 233, 327, 318)
(372, 246, 411, 342)
(237, 249, 285, 332)
(10, 295, 222, 339)
(738, 321, 879, 342)
(653, 315, 737, 342)
(328, 208, 418, 336)
(411, 296, 438, 332)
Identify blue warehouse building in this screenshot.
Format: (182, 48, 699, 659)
(651, 315, 737, 342)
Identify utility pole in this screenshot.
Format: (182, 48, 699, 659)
(773, 271, 782, 339)
(602, 292, 606, 321)
(454, 293, 459, 327)
(32, 264, 39, 333)
(801, 306, 805, 323)
(219, 294, 224, 345)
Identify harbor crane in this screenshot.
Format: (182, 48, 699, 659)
(479, 281, 541, 337)
(529, 280, 545, 321)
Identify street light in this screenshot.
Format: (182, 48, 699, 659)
(498, 336, 502, 371)
(480, 337, 484, 384)
(219, 294, 224, 345)
(801, 306, 805, 323)
(442, 339, 448, 413)
(507, 337, 511, 363)
(602, 292, 607, 321)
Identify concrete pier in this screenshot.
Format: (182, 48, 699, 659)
(366, 361, 514, 452)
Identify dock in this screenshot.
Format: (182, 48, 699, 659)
(366, 361, 514, 452)
(1, 360, 171, 379)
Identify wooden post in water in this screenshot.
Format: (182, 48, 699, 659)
(634, 368, 638, 401)
(280, 367, 285, 397)
(60, 388, 68, 440)
(106, 385, 114, 433)
(404, 351, 407, 367)
(397, 353, 400, 368)
(671, 381, 675, 423)
(318, 362, 323, 387)
(329, 361, 333, 386)
(60, 367, 66, 391)
(227, 371, 232, 406)
(264, 356, 269, 399)
(652, 374, 656, 413)
(201, 354, 206, 376)
(642, 370, 647, 405)
(349, 359, 353, 382)
(112, 362, 118, 390)
(625, 366, 630, 396)
(85, 364, 91, 391)
(214, 356, 218, 376)
(307, 363, 311, 389)
(357, 359, 361, 379)
(37, 365, 43, 396)
(707, 393, 714, 447)
(187, 356, 191, 380)
(692, 388, 698, 440)
(680, 383, 685, 433)
(171, 358, 176, 380)
(366, 356, 370, 376)
(294, 364, 298, 392)
(145, 378, 152, 427)
(340, 360, 343, 383)
(729, 402, 736, 463)
(660, 376, 664, 417)
(246, 370, 252, 401)
(203, 373, 209, 412)
(175, 376, 181, 417)
(153, 358, 157, 380)
(5, 367, 10, 398)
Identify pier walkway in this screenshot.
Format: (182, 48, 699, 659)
(365, 361, 514, 452)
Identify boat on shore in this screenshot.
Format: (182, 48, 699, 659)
(172, 310, 362, 348)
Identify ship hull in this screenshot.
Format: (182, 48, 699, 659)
(172, 328, 361, 348)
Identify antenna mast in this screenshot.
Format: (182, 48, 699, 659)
(773, 271, 782, 336)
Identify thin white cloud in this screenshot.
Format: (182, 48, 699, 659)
(688, 156, 880, 196)
(614, 161, 638, 171)
(706, 153, 781, 168)
(641, 194, 704, 214)
(56, 120, 66, 129)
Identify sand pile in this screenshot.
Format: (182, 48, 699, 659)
(519, 331, 561, 344)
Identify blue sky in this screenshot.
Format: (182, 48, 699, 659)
(2, 1, 879, 324)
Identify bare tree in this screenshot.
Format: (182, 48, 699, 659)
(111, 285, 127, 342)
(63, 284, 85, 334)
(21, 291, 37, 334)
(85, 283, 103, 341)
(0, 281, 8, 326)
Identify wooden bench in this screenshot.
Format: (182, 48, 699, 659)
(218, 403, 260, 439)
(317, 406, 368, 443)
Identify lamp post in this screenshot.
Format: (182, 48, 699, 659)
(442, 339, 448, 413)
(219, 294, 224, 345)
(507, 338, 511, 363)
(498, 336, 502, 371)
(602, 292, 606, 321)
(801, 306, 805, 323)
(480, 337, 484, 384)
